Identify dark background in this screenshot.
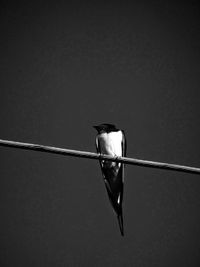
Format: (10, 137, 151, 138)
(0, 1, 200, 266)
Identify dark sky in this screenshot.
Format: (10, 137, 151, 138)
(1, 1, 200, 266)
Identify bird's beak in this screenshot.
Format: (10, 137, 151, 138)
(93, 125, 98, 130)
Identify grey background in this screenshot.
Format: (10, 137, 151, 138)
(0, 1, 200, 266)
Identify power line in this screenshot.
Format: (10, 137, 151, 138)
(0, 138, 199, 175)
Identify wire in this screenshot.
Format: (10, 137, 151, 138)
(0, 138, 199, 175)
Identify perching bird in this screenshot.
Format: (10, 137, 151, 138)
(93, 123, 126, 236)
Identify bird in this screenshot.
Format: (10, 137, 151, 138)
(93, 123, 126, 236)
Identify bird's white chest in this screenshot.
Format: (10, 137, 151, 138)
(98, 131, 123, 157)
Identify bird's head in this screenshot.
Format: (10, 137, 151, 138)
(93, 123, 118, 133)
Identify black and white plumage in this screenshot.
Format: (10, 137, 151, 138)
(93, 123, 126, 236)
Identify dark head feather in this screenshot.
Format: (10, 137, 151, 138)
(93, 123, 118, 133)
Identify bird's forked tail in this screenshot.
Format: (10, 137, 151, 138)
(117, 213, 124, 236)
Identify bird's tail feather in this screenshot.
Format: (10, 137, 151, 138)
(117, 213, 124, 236)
